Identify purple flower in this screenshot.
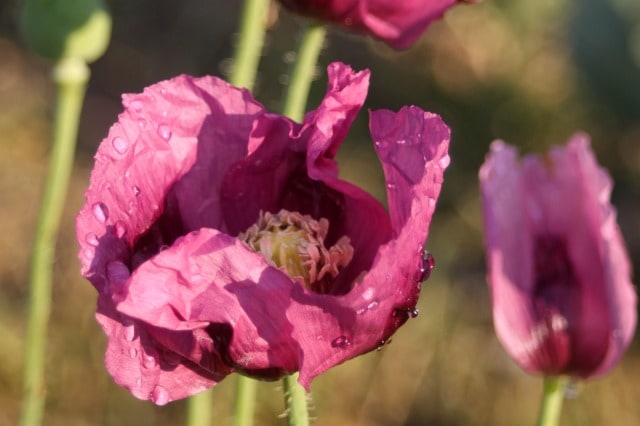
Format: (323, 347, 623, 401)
(277, 0, 467, 50)
(479, 134, 637, 378)
(76, 62, 450, 404)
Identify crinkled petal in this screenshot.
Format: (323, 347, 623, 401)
(97, 296, 228, 405)
(278, 0, 460, 49)
(77, 74, 266, 400)
(222, 63, 393, 293)
(117, 229, 301, 384)
(294, 106, 451, 387)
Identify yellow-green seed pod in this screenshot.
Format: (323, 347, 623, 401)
(21, 0, 112, 63)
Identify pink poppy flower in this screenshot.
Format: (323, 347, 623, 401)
(479, 134, 637, 378)
(277, 0, 468, 50)
(76, 62, 450, 404)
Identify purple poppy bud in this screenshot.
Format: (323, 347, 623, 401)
(479, 135, 637, 378)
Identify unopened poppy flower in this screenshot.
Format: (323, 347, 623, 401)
(479, 135, 637, 378)
(76, 61, 450, 404)
(277, 0, 468, 50)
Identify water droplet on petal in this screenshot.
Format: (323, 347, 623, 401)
(438, 154, 451, 169)
(130, 99, 143, 112)
(315, 335, 324, 341)
(427, 197, 436, 208)
(112, 136, 130, 154)
(123, 322, 137, 342)
(143, 353, 158, 369)
(387, 183, 397, 190)
(157, 124, 172, 141)
(410, 308, 420, 318)
(115, 221, 127, 238)
(92, 202, 109, 223)
(418, 251, 435, 282)
(132, 186, 141, 197)
(331, 335, 351, 349)
(85, 233, 99, 246)
(138, 120, 147, 129)
(150, 385, 170, 406)
(367, 299, 380, 311)
(129, 347, 138, 358)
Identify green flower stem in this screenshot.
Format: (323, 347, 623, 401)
(220, 0, 274, 424)
(186, 388, 213, 426)
(20, 57, 90, 426)
(234, 375, 258, 426)
(229, 0, 270, 90)
(276, 22, 327, 426)
(281, 23, 327, 122)
(536, 376, 568, 426)
(283, 373, 309, 426)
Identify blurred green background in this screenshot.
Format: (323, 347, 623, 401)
(1, 0, 639, 424)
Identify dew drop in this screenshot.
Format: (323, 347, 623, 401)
(115, 221, 127, 238)
(82, 248, 93, 260)
(438, 154, 451, 169)
(138, 119, 147, 129)
(315, 335, 324, 341)
(92, 202, 109, 223)
(123, 322, 137, 342)
(427, 197, 436, 207)
(418, 251, 435, 282)
(410, 308, 420, 318)
(387, 183, 397, 190)
(85, 233, 99, 246)
(331, 335, 351, 349)
(143, 353, 158, 369)
(367, 299, 380, 311)
(129, 347, 138, 358)
(157, 124, 172, 141)
(112, 136, 130, 154)
(132, 186, 141, 197)
(356, 307, 367, 315)
(150, 385, 170, 406)
(130, 99, 143, 112)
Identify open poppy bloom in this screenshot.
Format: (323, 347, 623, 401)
(277, 0, 466, 50)
(479, 135, 637, 378)
(76, 62, 450, 404)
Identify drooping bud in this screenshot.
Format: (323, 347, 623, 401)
(239, 210, 353, 293)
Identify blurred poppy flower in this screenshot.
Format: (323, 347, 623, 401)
(277, 0, 467, 49)
(479, 134, 637, 378)
(76, 62, 450, 404)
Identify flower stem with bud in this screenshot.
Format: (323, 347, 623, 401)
(21, 57, 90, 426)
